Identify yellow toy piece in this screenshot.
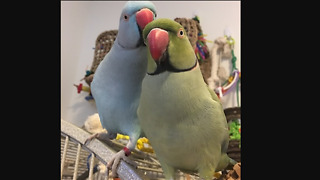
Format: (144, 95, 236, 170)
(136, 137, 154, 153)
(74, 83, 91, 94)
(116, 134, 130, 140)
(225, 35, 235, 46)
(115, 134, 154, 153)
(81, 85, 90, 93)
(228, 76, 234, 83)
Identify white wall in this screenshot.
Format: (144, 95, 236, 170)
(61, 1, 240, 127)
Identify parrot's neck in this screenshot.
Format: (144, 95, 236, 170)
(116, 32, 145, 50)
(93, 39, 148, 88)
(147, 56, 198, 76)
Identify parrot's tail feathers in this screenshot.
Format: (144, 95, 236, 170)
(216, 154, 236, 171)
(229, 157, 237, 166)
(223, 157, 238, 170)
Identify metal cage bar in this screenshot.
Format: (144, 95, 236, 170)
(61, 119, 203, 180)
(88, 153, 95, 180)
(61, 136, 69, 179)
(73, 143, 82, 180)
(61, 119, 149, 180)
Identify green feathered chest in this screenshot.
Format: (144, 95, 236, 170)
(139, 66, 226, 126)
(140, 67, 206, 122)
(138, 66, 228, 170)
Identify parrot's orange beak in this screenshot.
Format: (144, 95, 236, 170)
(136, 8, 154, 30)
(147, 28, 169, 61)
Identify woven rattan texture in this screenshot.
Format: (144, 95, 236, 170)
(84, 30, 118, 85)
(91, 30, 118, 73)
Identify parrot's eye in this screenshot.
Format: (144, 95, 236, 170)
(123, 14, 129, 21)
(177, 28, 184, 38)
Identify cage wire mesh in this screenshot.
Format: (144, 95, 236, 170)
(61, 119, 203, 180)
(60, 108, 241, 180)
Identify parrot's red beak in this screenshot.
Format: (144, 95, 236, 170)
(147, 28, 169, 61)
(136, 8, 154, 30)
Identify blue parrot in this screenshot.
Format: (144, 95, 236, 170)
(84, 1, 157, 177)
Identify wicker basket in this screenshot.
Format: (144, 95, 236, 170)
(84, 30, 118, 86)
(224, 107, 241, 162)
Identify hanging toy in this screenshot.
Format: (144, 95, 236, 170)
(213, 35, 241, 107)
(73, 66, 95, 101)
(81, 65, 94, 86)
(207, 27, 240, 106)
(73, 83, 94, 101)
(192, 16, 212, 62)
(74, 83, 90, 94)
(214, 69, 240, 99)
(207, 36, 231, 90)
(80, 69, 93, 81)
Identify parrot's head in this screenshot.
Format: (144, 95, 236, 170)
(143, 18, 197, 75)
(117, 1, 157, 49)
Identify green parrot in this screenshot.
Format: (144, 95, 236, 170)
(137, 18, 236, 180)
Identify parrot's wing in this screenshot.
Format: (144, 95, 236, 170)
(207, 86, 240, 171)
(207, 85, 221, 104)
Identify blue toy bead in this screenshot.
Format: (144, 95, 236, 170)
(86, 154, 98, 172)
(86, 70, 91, 76)
(85, 95, 94, 101)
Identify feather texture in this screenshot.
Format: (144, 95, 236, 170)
(138, 18, 232, 180)
(89, 1, 156, 177)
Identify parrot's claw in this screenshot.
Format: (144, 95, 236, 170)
(107, 149, 137, 178)
(84, 133, 100, 145)
(84, 132, 113, 145)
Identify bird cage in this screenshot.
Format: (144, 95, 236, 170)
(61, 119, 204, 180)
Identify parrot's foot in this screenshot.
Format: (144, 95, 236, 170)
(106, 148, 137, 178)
(84, 133, 100, 145)
(84, 132, 116, 145)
